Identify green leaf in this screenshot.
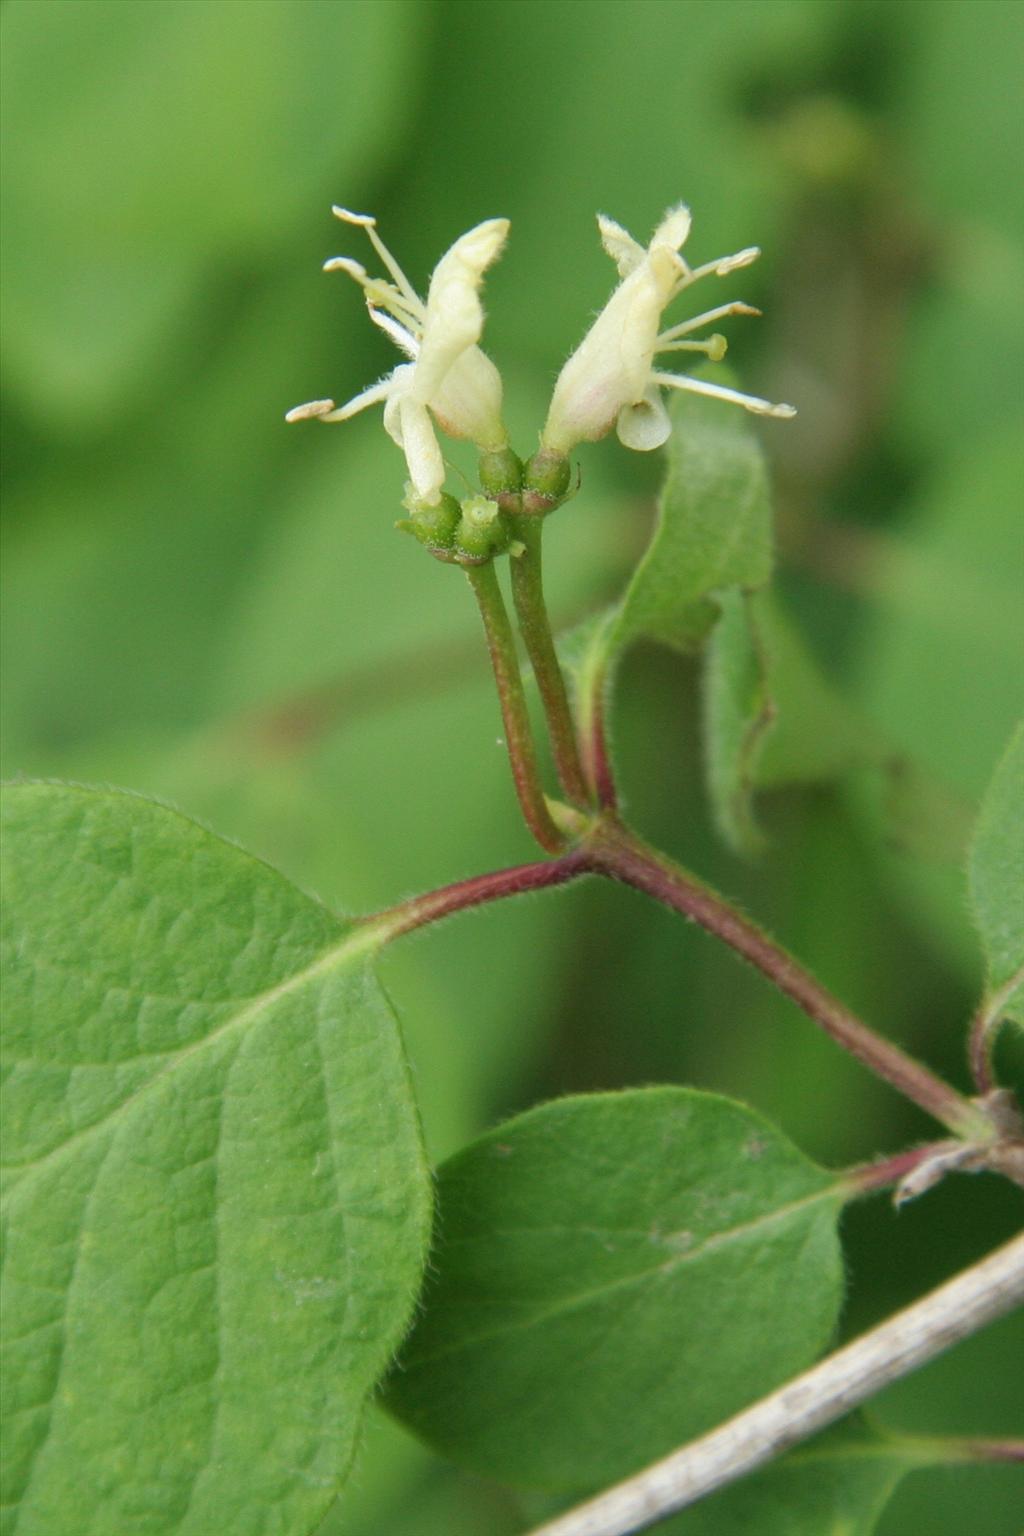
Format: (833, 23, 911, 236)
(702, 588, 775, 854)
(385, 1087, 845, 1491)
(660, 1418, 922, 1536)
(614, 387, 774, 658)
(1, 782, 431, 1536)
(969, 723, 1024, 1029)
(703, 589, 873, 854)
(850, 428, 1024, 975)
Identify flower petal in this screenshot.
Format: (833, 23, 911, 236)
(414, 219, 509, 404)
(651, 203, 692, 252)
(398, 396, 446, 504)
(616, 385, 672, 450)
(597, 213, 646, 278)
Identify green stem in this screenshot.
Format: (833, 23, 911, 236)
(587, 815, 988, 1140)
(508, 516, 590, 806)
(466, 561, 565, 854)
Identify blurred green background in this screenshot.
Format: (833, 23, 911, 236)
(2, 1, 1022, 1532)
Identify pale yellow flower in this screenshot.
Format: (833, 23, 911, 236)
(541, 206, 795, 456)
(287, 210, 509, 505)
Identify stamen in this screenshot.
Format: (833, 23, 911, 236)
(657, 301, 761, 345)
(331, 206, 376, 227)
(362, 279, 423, 328)
(324, 254, 423, 333)
(323, 256, 368, 278)
(285, 398, 336, 423)
(317, 376, 396, 422)
(674, 247, 761, 295)
(367, 306, 420, 358)
(651, 371, 796, 419)
(712, 247, 761, 275)
(657, 334, 728, 362)
(365, 226, 423, 313)
(331, 205, 425, 317)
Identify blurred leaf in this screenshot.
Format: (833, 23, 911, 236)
(661, 1417, 922, 1536)
(894, 0, 1024, 450)
(702, 588, 775, 853)
(1, 782, 431, 1535)
(386, 1088, 844, 1491)
(1, 0, 425, 424)
(703, 583, 873, 853)
(969, 723, 1024, 1029)
(852, 430, 1024, 801)
(850, 428, 1024, 975)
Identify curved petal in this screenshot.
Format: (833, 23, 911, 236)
(651, 203, 692, 252)
(616, 386, 671, 450)
(429, 346, 506, 450)
(597, 213, 646, 278)
(414, 219, 509, 403)
(399, 396, 447, 504)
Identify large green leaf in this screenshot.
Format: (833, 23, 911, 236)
(969, 723, 1024, 1029)
(385, 1087, 845, 1491)
(1, 782, 431, 1536)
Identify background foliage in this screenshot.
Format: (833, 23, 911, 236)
(2, 2, 1022, 1532)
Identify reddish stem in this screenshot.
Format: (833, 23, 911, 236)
(587, 817, 986, 1139)
(466, 561, 565, 854)
(841, 1144, 953, 1198)
(587, 679, 618, 810)
(365, 852, 590, 940)
(508, 516, 590, 807)
(948, 1439, 1024, 1464)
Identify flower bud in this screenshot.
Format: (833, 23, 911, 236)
(395, 492, 462, 559)
(522, 450, 572, 514)
(478, 447, 523, 498)
(455, 495, 510, 564)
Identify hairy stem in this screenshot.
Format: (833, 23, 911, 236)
(466, 562, 565, 854)
(839, 1143, 955, 1199)
(936, 1436, 1024, 1464)
(508, 517, 590, 806)
(526, 1232, 1024, 1536)
(587, 817, 987, 1139)
(364, 852, 590, 941)
(583, 665, 617, 810)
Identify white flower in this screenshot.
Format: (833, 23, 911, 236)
(286, 209, 510, 505)
(541, 205, 795, 456)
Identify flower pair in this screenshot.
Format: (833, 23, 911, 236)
(286, 205, 794, 504)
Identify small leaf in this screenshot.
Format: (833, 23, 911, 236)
(613, 385, 773, 658)
(386, 1087, 845, 1491)
(702, 588, 775, 855)
(1, 783, 431, 1535)
(703, 589, 871, 855)
(969, 722, 1024, 1028)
